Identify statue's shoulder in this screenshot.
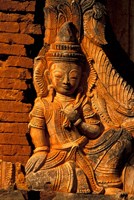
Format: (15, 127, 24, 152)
(36, 96, 51, 110)
(40, 97, 53, 123)
(40, 97, 49, 106)
(30, 97, 53, 124)
(34, 96, 51, 107)
(30, 97, 49, 117)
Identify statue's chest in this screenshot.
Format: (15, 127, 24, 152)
(46, 101, 80, 143)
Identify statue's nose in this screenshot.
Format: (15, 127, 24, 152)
(63, 75, 69, 84)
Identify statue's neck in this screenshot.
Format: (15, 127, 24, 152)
(55, 93, 75, 103)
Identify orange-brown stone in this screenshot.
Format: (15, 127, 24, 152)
(0, 0, 36, 12)
(0, 89, 24, 101)
(0, 33, 34, 45)
(0, 123, 29, 134)
(0, 22, 19, 33)
(0, 145, 31, 156)
(0, 134, 29, 145)
(0, 101, 31, 113)
(0, 12, 34, 22)
(0, 78, 27, 90)
(19, 22, 42, 35)
(5, 56, 33, 68)
(0, 112, 29, 123)
(0, 44, 26, 56)
(0, 67, 31, 79)
(25, 2, 134, 196)
(0, 155, 29, 165)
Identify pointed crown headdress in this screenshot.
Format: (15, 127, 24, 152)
(46, 22, 85, 62)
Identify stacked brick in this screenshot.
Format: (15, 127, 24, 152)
(0, 0, 43, 165)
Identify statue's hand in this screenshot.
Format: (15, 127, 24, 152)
(63, 106, 80, 123)
(25, 151, 47, 174)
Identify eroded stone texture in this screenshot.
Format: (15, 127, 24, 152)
(0, 190, 134, 200)
(0, 160, 14, 190)
(5, 56, 33, 68)
(0, 102, 31, 113)
(0, 0, 42, 166)
(0, 22, 19, 33)
(19, 23, 42, 35)
(0, 44, 26, 56)
(0, 68, 31, 79)
(25, 0, 134, 197)
(0, 33, 34, 45)
(0, 12, 34, 22)
(0, 90, 24, 101)
(0, 0, 36, 12)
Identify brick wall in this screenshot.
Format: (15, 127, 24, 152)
(0, 0, 44, 165)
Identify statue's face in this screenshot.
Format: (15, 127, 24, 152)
(50, 62, 82, 96)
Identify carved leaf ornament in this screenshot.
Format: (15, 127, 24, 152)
(33, 0, 134, 131)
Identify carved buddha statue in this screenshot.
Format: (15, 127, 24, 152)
(26, 22, 104, 194)
(25, 21, 133, 195)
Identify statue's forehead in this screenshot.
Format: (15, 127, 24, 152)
(50, 62, 81, 71)
(50, 64, 81, 75)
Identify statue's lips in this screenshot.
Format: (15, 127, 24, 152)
(62, 85, 71, 90)
(63, 86, 71, 90)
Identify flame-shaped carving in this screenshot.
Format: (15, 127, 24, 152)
(82, 36, 134, 128)
(33, 56, 48, 98)
(83, 3, 107, 46)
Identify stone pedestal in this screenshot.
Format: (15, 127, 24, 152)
(0, 190, 134, 200)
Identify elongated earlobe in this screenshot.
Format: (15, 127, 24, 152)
(44, 69, 51, 85)
(48, 84, 55, 102)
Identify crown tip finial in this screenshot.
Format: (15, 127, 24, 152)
(56, 21, 78, 43)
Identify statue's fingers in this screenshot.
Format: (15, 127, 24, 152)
(33, 158, 45, 172)
(25, 160, 32, 172)
(25, 163, 34, 174)
(25, 157, 35, 169)
(25, 164, 33, 174)
(25, 159, 37, 174)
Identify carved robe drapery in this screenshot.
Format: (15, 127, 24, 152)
(27, 96, 104, 193)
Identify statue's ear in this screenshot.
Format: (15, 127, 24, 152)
(44, 69, 55, 102)
(44, 69, 51, 85)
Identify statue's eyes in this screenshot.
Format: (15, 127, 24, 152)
(70, 76, 78, 80)
(69, 71, 79, 80)
(54, 72, 63, 78)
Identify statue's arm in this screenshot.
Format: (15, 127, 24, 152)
(76, 120, 101, 139)
(25, 98, 49, 174)
(63, 99, 102, 139)
(77, 102, 102, 139)
(30, 127, 48, 150)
